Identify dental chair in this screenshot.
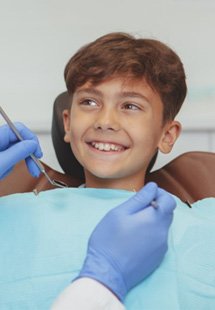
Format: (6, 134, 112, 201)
(0, 92, 215, 203)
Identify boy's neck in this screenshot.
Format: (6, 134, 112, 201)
(84, 173, 146, 192)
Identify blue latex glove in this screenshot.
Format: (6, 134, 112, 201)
(78, 182, 176, 301)
(0, 123, 43, 179)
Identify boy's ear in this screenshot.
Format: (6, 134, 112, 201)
(62, 109, 71, 143)
(158, 120, 181, 154)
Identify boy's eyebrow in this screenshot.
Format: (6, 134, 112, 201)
(119, 91, 150, 103)
(76, 88, 150, 103)
(76, 88, 103, 97)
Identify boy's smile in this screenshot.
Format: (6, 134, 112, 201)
(63, 77, 181, 191)
(87, 141, 128, 154)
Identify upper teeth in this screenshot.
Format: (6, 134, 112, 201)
(91, 142, 123, 151)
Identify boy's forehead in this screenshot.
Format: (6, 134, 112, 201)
(74, 76, 154, 95)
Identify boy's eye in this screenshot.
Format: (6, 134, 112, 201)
(80, 99, 98, 106)
(123, 103, 140, 111)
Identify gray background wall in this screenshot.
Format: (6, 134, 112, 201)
(0, 0, 214, 172)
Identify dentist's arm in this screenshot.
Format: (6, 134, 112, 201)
(52, 182, 176, 309)
(52, 278, 125, 310)
(0, 123, 42, 179)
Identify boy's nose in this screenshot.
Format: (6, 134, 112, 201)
(94, 108, 120, 131)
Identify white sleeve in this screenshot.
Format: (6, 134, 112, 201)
(51, 278, 125, 310)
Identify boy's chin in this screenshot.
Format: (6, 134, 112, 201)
(85, 169, 122, 183)
(85, 168, 142, 188)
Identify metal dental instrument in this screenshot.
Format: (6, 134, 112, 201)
(0, 106, 68, 192)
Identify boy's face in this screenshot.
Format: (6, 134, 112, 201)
(63, 77, 181, 191)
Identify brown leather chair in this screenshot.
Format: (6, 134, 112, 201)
(0, 92, 215, 203)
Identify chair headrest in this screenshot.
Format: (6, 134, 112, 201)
(51, 92, 85, 182)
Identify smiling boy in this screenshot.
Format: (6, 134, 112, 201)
(62, 32, 187, 190)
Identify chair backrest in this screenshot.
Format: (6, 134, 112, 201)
(0, 91, 214, 203)
(145, 151, 215, 203)
(0, 160, 80, 197)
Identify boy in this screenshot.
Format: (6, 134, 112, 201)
(62, 32, 186, 191)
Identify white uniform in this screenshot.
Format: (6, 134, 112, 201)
(51, 278, 125, 310)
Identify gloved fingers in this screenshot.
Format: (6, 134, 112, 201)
(25, 157, 41, 177)
(0, 123, 42, 158)
(0, 125, 12, 149)
(156, 188, 177, 213)
(0, 140, 41, 178)
(13, 122, 43, 158)
(117, 182, 158, 214)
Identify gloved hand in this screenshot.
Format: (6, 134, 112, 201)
(78, 182, 176, 301)
(0, 123, 42, 179)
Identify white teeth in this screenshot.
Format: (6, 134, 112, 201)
(104, 144, 110, 151)
(91, 142, 123, 152)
